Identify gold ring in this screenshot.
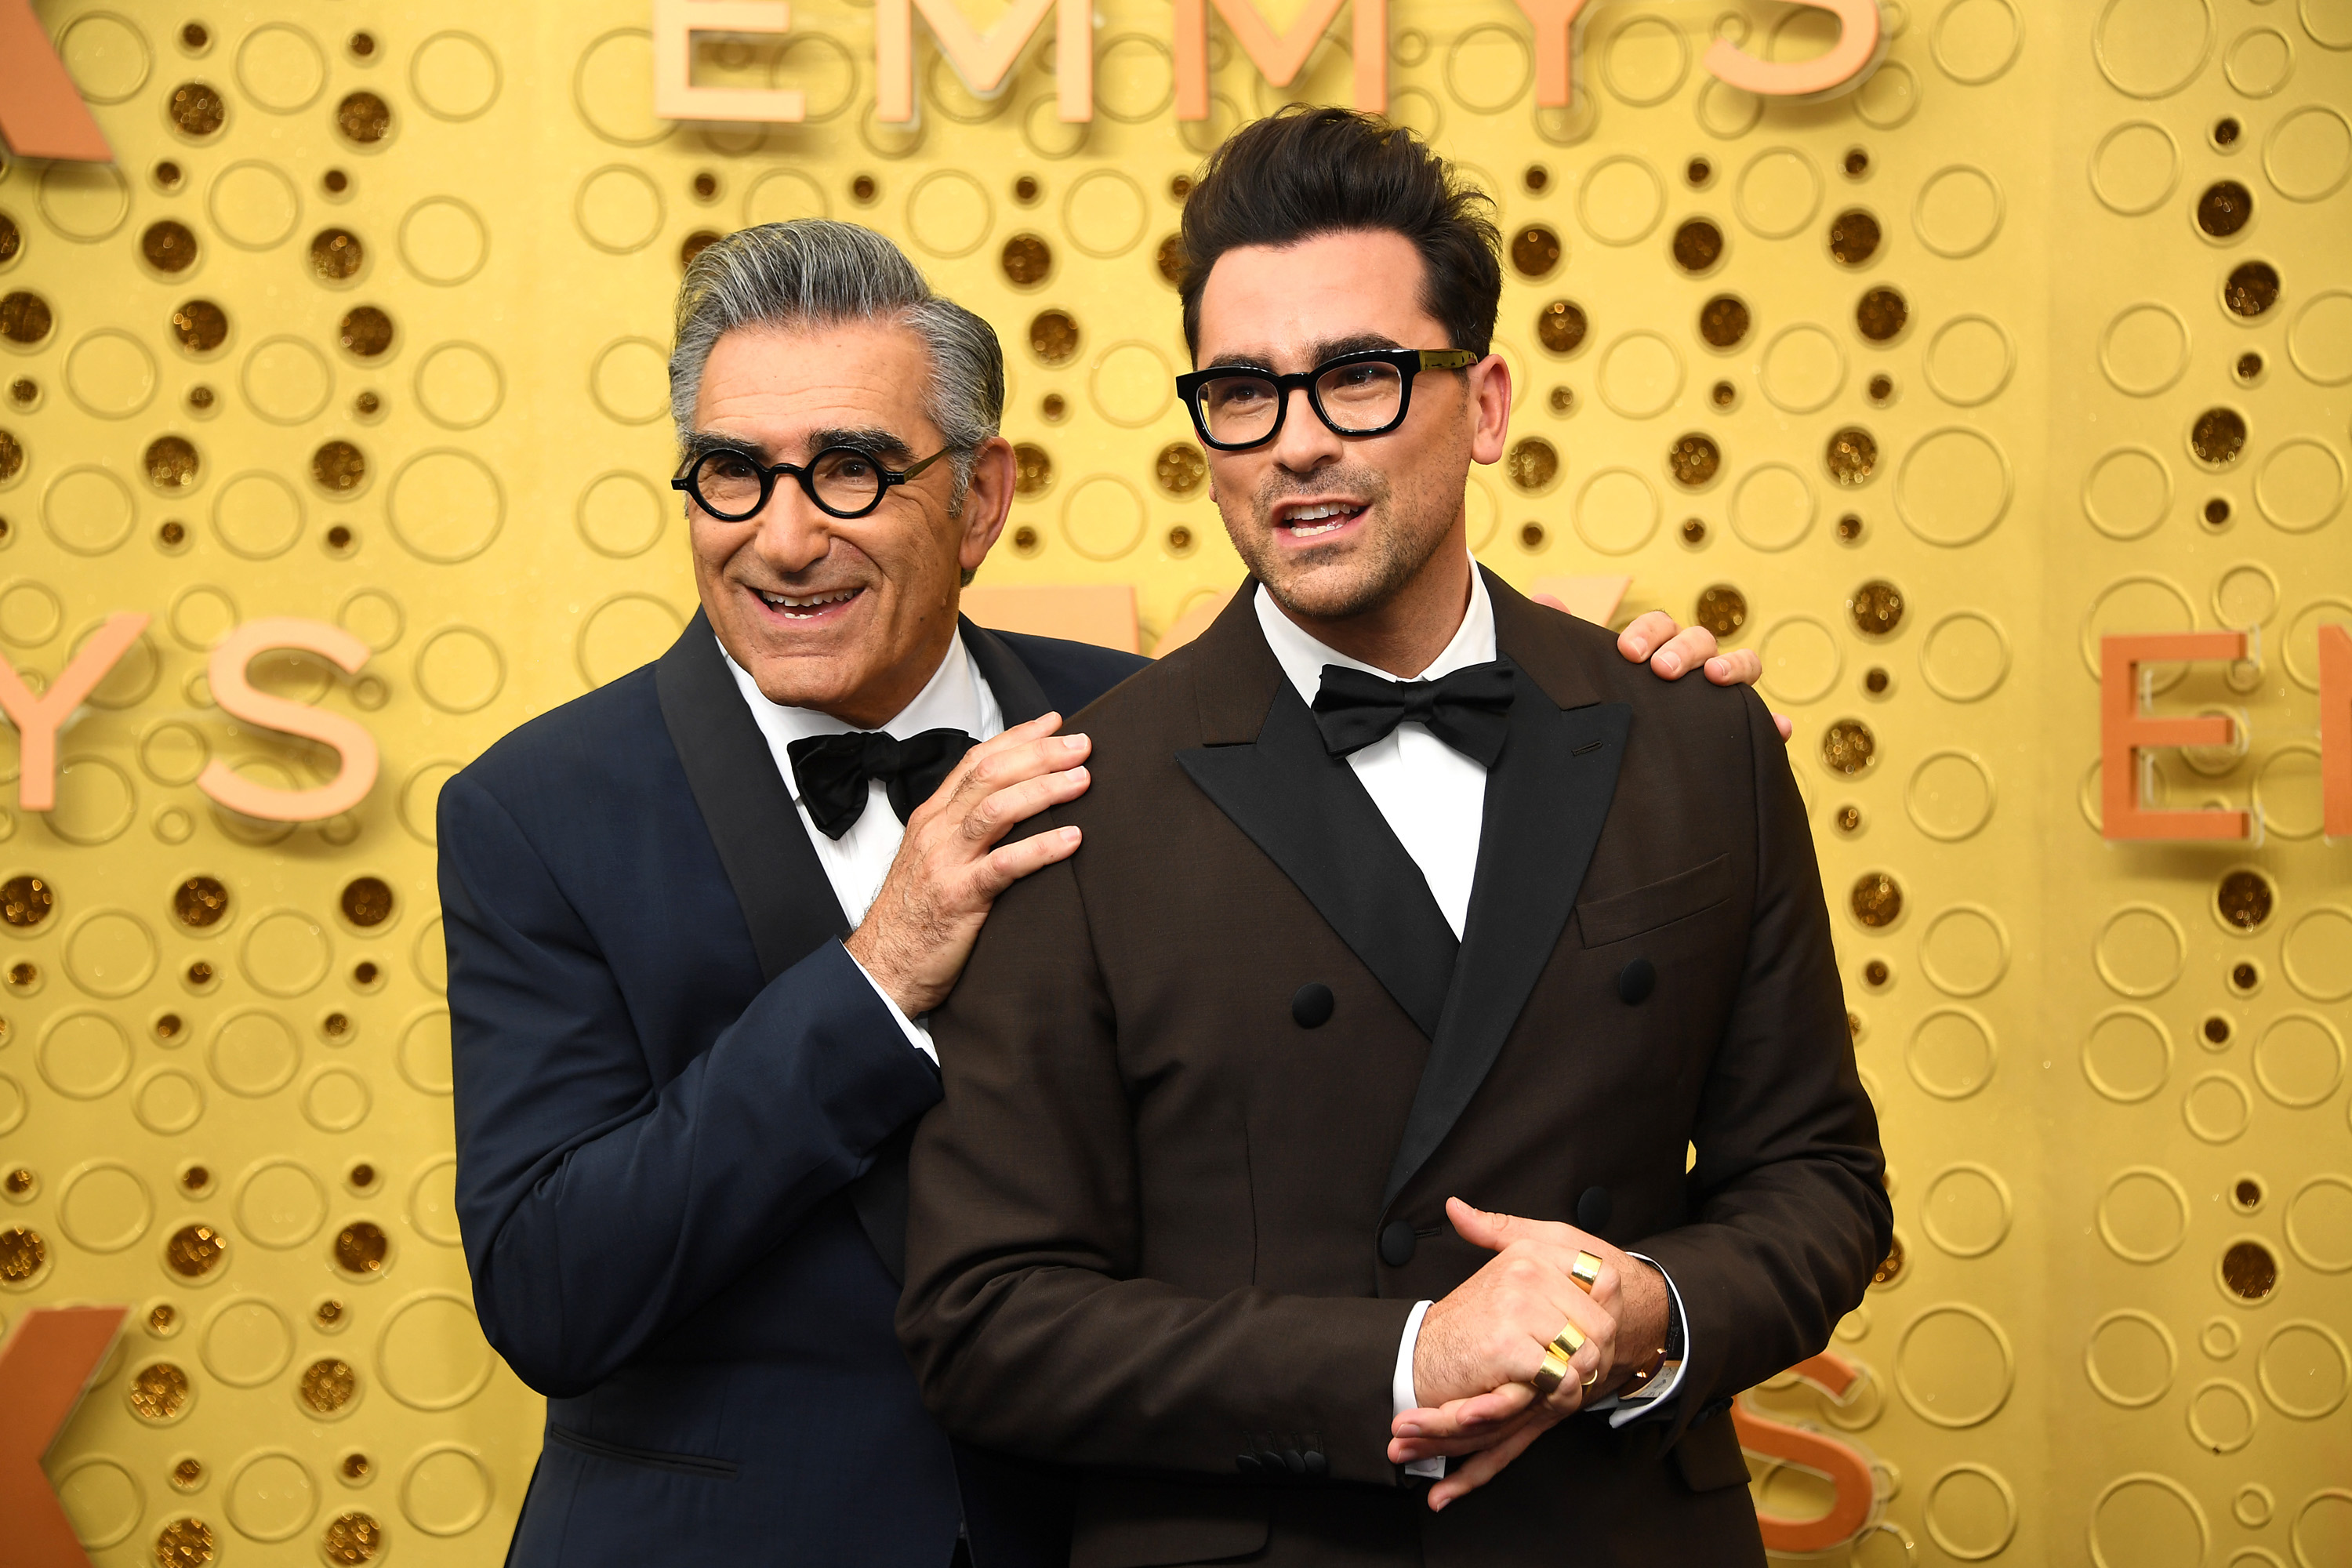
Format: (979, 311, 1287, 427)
(1548, 1319, 1587, 1361)
(1570, 1251, 1602, 1294)
(1581, 1367, 1599, 1388)
(1532, 1348, 1570, 1398)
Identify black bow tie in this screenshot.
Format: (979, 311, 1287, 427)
(786, 728, 978, 840)
(1309, 660, 1515, 768)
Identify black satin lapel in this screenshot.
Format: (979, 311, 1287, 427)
(960, 617, 1053, 728)
(1381, 683, 1631, 1207)
(1178, 683, 1457, 1038)
(654, 610, 850, 978)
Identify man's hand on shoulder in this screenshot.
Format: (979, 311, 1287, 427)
(1391, 1199, 1671, 1511)
(847, 714, 1091, 1018)
(1616, 610, 1794, 741)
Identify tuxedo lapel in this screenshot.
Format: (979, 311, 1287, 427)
(1176, 601, 1459, 1040)
(1381, 659, 1630, 1209)
(655, 610, 851, 979)
(960, 616, 1052, 728)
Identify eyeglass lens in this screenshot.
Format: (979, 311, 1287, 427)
(689, 448, 889, 519)
(1193, 360, 1406, 445)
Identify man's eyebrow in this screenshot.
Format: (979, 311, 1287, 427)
(1196, 332, 1408, 375)
(677, 426, 916, 464)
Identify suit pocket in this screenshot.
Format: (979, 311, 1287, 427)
(1576, 855, 1733, 948)
(1072, 1475, 1268, 1568)
(543, 1425, 739, 1479)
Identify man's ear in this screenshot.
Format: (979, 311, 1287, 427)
(1466, 354, 1512, 466)
(956, 437, 1018, 580)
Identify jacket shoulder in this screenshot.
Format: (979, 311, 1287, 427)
(449, 665, 673, 818)
(986, 629, 1150, 715)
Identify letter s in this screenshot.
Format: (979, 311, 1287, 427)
(197, 619, 380, 822)
(1704, 0, 1882, 97)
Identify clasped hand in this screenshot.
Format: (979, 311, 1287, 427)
(1392, 1198, 1670, 1510)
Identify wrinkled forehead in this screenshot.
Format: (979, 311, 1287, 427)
(691, 318, 938, 444)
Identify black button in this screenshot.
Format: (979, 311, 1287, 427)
(1576, 1185, 1613, 1232)
(1236, 1454, 1261, 1475)
(1617, 957, 1657, 1005)
(1303, 1450, 1328, 1477)
(1378, 1219, 1417, 1267)
(1257, 1450, 1283, 1472)
(1291, 982, 1334, 1029)
(1282, 1450, 1307, 1476)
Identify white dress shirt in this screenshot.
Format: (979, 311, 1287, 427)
(720, 631, 1004, 1062)
(1253, 563, 1690, 1475)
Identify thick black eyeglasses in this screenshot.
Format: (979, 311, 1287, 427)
(1174, 348, 1479, 452)
(670, 444, 953, 521)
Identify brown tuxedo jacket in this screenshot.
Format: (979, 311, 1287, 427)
(899, 572, 1890, 1567)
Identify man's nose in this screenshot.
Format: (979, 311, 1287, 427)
(1270, 382, 1343, 474)
(750, 477, 834, 573)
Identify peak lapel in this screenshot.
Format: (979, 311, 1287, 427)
(1381, 666, 1630, 1208)
(1174, 590, 1459, 1039)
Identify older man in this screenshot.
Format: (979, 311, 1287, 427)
(440, 219, 1756, 1567)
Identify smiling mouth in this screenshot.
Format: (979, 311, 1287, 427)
(754, 586, 863, 619)
(1277, 501, 1368, 538)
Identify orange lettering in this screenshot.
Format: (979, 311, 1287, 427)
(1174, 0, 1387, 120)
(1734, 1352, 1878, 1553)
(197, 619, 380, 822)
(0, 1305, 130, 1568)
(652, 0, 803, 123)
(2322, 623, 2350, 840)
(1702, 0, 1882, 98)
(0, 612, 146, 811)
(1510, 0, 1599, 108)
(0, 0, 114, 161)
(877, 0, 1091, 123)
(2100, 631, 2251, 840)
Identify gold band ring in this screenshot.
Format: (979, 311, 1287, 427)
(1532, 1348, 1571, 1397)
(1570, 1251, 1603, 1294)
(1581, 1367, 1599, 1388)
(1548, 1319, 1587, 1362)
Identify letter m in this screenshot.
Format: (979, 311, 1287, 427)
(876, 0, 1092, 123)
(1174, 0, 1388, 119)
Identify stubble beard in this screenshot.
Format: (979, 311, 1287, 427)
(1225, 457, 1462, 625)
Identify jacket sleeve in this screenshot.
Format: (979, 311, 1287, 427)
(895, 846, 1413, 1488)
(440, 771, 946, 1398)
(1633, 690, 1893, 1440)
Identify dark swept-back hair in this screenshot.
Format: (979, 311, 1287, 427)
(1177, 106, 1502, 362)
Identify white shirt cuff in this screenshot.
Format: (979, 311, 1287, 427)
(1598, 1252, 1692, 1428)
(1392, 1300, 1444, 1479)
(845, 944, 937, 1064)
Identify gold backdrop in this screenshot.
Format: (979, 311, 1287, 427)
(3, 1, 2349, 1563)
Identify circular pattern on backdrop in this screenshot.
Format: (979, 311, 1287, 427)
(2086, 1308, 2177, 1406)
(42, 466, 136, 556)
(402, 1444, 494, 1537)
(64, 909, 157, 997)
(2253, 1012, 2343, 1107)
(1596, 332, 1683, 418)
(409, 1156, 464, 1247)
(2100, 1165, 2192, 1261)
(132, 1067, 205, 1135)
(1758, 618, 1842, 706)
(2253, 437, 2345, 532)
(1759, 323, 1846, 413)
(906, 169, 993, 260)
(208, 1008, 300, 1098)
(2082, 445, 2174, 540)
(2089, 1474, 2208, 1568)
(2098, 302, 2190, 395)
(1907, 750, 1996, 839)
(1729, 463, 1815, 551)
(2253, 742, 2327, 840)
(2281, 906, 2352, 1000)
(415, 342, 506, 430)
(1922, 1163, 2011, 1257)
(1907, 1007, 1996, 1100)
(2225, 27, 2295, 96)
(1577, 155, 1664, 246)
(0, 582, 61, 645)
(1059, 475, 1145, 561)
(573, 30, 673, 148)
(590, 337, 670, 425)
(2094, 0, 2217, 98)
(1444, 24, 1533, 114)
(1896, 428, 2012, 546)
(2288, 289, 2352, 385)
(378, 1290, 494, 1410)
(1696, 77, 1762, 139)
(1920, 904, 2009, 995)
(212, 471, 303, 560)
(411, 31, 503, 122)
(2095, 902, 2186, 996)
(1734, 147, 1822, 240)
(1573, 470, 1660, 556)
(2263, 104, 2352, 201)
(2091, 121, 2180, 216)
(574, 165, 664, 255)
(235, 1157, 326, 1249)
(205, 161, 301, 251)
(302, 1067, 372, 1134)
(577, 593, 684, 688)
(37, 162, 132, 242)
(576, 471, 666, 558)
(1088, 341, 1174, 429)
(1062, 170, 1148, 259)
(57, 13, 151, 105)
(39, 1011, 132, 1100)
(50, 757, 137, 845)
(398, 196, 489, 286)
(241, 336, 335, 425)
(742, 168, 829, 227)
(400, 1007, 454, 1094)
(2083, 1007, 2173, 1102)
(1930, 0, 2023, 84)
(1914, 165, 2005, 257)
(2183, 1071, 2252, 1143)
(1601, 14, 1688, 105)
(389, 449, 504, 564)
(201, 1294, 295, 1386)
(416, 626, 506, 713)
(1895, 1303, 2013, 1428)
(1854, 60, 1921, 129)
(51, 1456, 143, 1549)
(1924, 1462, 2018, 1561)
(64, 328, 157, 419)
(241, 909, 331, 998)
(1094, 33, 1174, 124)
(227, 1450, 316, 1542)
(2257, 1321, 2350, 1418)
(58, 1160, 152, 1252)
(234, 23, 325, 112)
(1924, 314, 2014, 406)
(2285, 1175, 2352, 1272)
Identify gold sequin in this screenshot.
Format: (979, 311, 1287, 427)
(1668, 434, 1720, 488)
(1871, 1234, 1904, 1286)
(2223, 262, 2279, 318)
(310, 229, 365, 281)
(1000, 233, 1051, 286)
(174, 876, 229, 927)
(0, 212, 19, 265)
(321, 1512, 382, 1565)
(1698, 295, 1750, 349)
(155, 1517, 216, 1568)
(335, 1221, 390, 1274)
(0, 1225, 45, 1282)
(336, 93, 392, 144)
(1, 875, 53, 928)
(146, 437, 202, 491)
(165, 1224, 228, 1279)
(171, 300, 230, 354)
(1154, 234, 1185, 288)
(143, 221, 201, 274)
(0, 291, 53, 347)
(312, 441, 367, 492)
(1509, 224, 1563, 278)
(1011, 443, 1052, 497)
(2216, 869, 2273, 931)
(1824, 719, 1878, 775)
(1825, 426, 1878, 486)
(340, 307, 395, 358)
(1671, 218, 1722, 273)
(2221, 1240, 2276, 1301)
(1855, 287, 1907, 342)
(1028, 310, 1080, 366)
(1828, 209, 1880, 266)
(1849, 580, 1904, 637)
(169, 82, 226, 136)
(301, 1358, 359, 1414)
(1850, 871, 1903, 927)
(1505, 437, 1559, 492)
(2196, 180, 2252, 238)
(130, 1362, 191, 1420)
(1153, 443, 1206, 497)
(1695, 586, 1746, 638)
(172, 1458, 205, 1489)
(1537, 300, 1588, 355)
(0, 429, 21, 481)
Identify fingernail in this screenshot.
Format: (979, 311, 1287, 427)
(1060, 826, 1080, 842)
(1657, 653, 1679, 675)
(1063, 734, 1087, 750)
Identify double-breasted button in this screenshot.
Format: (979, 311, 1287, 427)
(1256, 1447, 1283, 1472)
(1576, 1185, 1613, 1233)
(1282, 1449, 1307, 1476)
(1302, 1450, 1328, 1477)
(1291, 982, 1335, 1029)
(1235, 1453, 1261, 1475)
(1617, 957, 1657, 1005)
(1377, 1219, 1417, 1267)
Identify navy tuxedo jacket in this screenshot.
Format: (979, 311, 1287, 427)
(439, 612, 1146, 1566)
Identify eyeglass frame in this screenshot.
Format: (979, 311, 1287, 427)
(1173, 347, 1481, 452)
(670, 442, 955, 522)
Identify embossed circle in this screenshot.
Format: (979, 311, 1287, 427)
(212, 471, 303, 560)
(58, 1160, 152, 1253)
(208, 1009, 300, 1098)
(398, 196, 489, 286)
(2087, 1308, 2178, 1407)
(2100, 1166, 2192, 1262)
(2281, 908, 2352, 1000)
(2254, 1013, 2343, 1107)
(401, 1443, 493, 1537)
(2263, 104, 2352, 201)
(42, 466, 136, 556)
(2091, 120, 2181, 215)
(1907, 750, 1996, 840)
(1923, 314, 2013, 407)
(2094, 903, 2186, 997)
(2083, 446, 2173, 539)
(2253, 437, 2345, 533)
(577, 593, 683, 689)
(414, 342, 505, 431)
(378, 1291, 494, 1410)
(1727, 463, 1815, 552)
(1062, 169, 1148, 260)
(1894, 1304, 2013, 1428)
(39, 1011, 132, 1100)
(132, 1067, 205, 1135)
(62, 908, 158, 999)
(237, 1158, 326, 1249)
(589, 336, 668, 425)
(2095, 0, 2217, 98)
(64, 328, 157, 419)
(2090, 1473, 2209, 1568)
(411, 31, 503, 122)
(577, 470, 666, 558)
(1058, 475, 1145, 561)
(1922, 1163, 2010, 1258)
(1896, 428, 2011, 546)
(241, 910, 331, 997)
(2084, 1007, 2174, 1103)
(235, 23, 325, 111)
(1573, 469, 1660, 556)
(1924, 1462, 2018, 1561)
(1758, 323, 1846, 414)
(2286, 290, 2352, 385)
(1577, 155, 1665, 246)
(56, 12, 151, 104)
(2258, 1320, 2350, 1418)
(389, 449, 503, 564)
(1087, 340, 1174, 430)
(201, 1295, 294, 1387)
(205, 161, 301, 250)
(2100, 302, 2192, 396)
(1907, 1008, 1996, 1101)
(415, 626, 506, 714)
(2285, 1176, 2352, 1272)
(573, 30, 673, 147)
(1920, 905, 2008, 996)
(906, 169, 994, 260)
(399, 1008, 454, 1095)
(1734, 147, 1822, 240)
(409, 1156, 463, 1247)
(240, 336, 334, 424)
(1600, 14, 1688, 105)
(1757, 617, 1842, 706)
(1595, 332, 1684, 419)
(1913, 165, 2005, 257)
(53, 1455, 144, 1548)
(1930, 0, 2022, 83)
(302, 1067, 372, 1134)
(227, 1449, 317, 1541)
(742, 168, 829, 226)
(36, 162, 132, 241)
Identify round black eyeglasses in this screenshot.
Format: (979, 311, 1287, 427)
(1174, 348, 1479, 452)
(671, 444, 953, 521)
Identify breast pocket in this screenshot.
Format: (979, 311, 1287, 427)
(1574, 854, 1733, 948)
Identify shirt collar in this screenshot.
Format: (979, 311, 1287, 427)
(1252, 557, 1497, 709)
(720, 630, 985, 804)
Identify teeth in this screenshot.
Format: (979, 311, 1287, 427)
(1287, 503, 1348, 522)
(1291, 521, 1345, 536)
(760, 589, 858, 610)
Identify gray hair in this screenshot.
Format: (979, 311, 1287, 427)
(668, 220, 1004, 513)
